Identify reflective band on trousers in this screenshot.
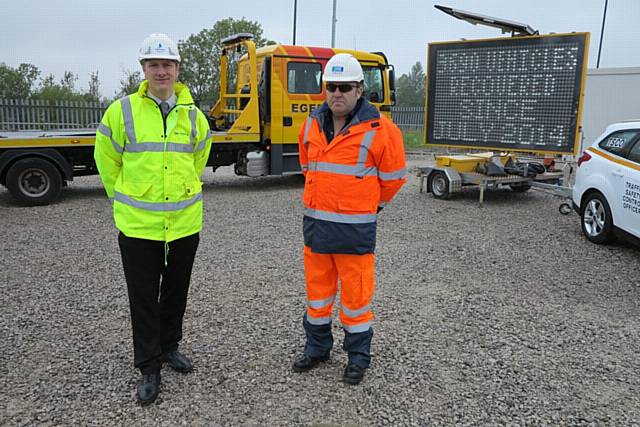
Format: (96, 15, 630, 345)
(343, 321, 372, 334)
(341, 303, 370, 318)
(114, 191, 202, 211)
(306, 315, 332, 325)
(308, 295, 336, 309)
(304, 207, 376, 224)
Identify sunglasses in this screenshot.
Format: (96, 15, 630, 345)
(325, 83, 358, 93)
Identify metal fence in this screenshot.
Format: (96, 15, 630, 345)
(392, 106, 425, 132)
(0, 98, 425, 132)
(0, 99, 109, 131)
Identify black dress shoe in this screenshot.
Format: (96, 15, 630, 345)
(137, 372, 161, 405)
(163, 350, 193, 373)
(292, 354, 329, 372)
(342, 363, 366, 385)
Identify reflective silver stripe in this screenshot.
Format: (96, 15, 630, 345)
(308, 295, 336, 310)
(123, 142, 194, 153)
(343, 321, 372, 334)
(306, 130, 378, 177)
(357, 130, 377, 165)
(120, 96, 137, 144)
(306, 315, 332, 325)
(379, 167, 407, 181)
(194, 137, 208, 152)
(195, 130, 214, 152)
(167, 143, 195, 153)
(98, 123, 123, 154)
(304, 207, 376, 224)
(303, 118, 313, 148)
(189, 108, 198, 146)
(341, 303, 370, 318)
(114, 192, 202, 211)
(98, 122, 112, 138)
(308, 161, 377, 176)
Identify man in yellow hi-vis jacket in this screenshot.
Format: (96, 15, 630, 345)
(94, 33, 211, 405)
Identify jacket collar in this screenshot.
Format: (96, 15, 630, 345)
(137, 81, 194, 105)
(311, 97, 380, 135)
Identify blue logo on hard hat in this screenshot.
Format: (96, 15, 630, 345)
(332, 66, 344, 73)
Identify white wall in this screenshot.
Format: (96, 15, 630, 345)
(580, 67, 640, 152)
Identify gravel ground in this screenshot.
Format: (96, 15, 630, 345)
(1, 158, 639, 426)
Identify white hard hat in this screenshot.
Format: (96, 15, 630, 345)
(322, 53, 364, 82)
(139, 33, 181, 63)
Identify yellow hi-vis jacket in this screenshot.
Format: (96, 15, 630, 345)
(94, 81, 212, 242)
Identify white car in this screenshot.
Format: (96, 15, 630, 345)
(573, 121, 640, 246)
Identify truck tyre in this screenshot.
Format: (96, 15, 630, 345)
(428, 171, 451, 199)
(580, 192, 616, 244)
(6, 157, 63, 206)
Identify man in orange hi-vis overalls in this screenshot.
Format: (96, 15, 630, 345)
(293, 53, 407, 385)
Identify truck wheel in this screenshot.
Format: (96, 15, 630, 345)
(580, 192, 615, 244)
(6, 157, 63, 206)
(509, 182, 532, 193)
(428, 171, 451, 199)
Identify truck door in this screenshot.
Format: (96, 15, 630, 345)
(271, 57, 324, 174)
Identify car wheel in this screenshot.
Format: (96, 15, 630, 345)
(581, 192, 616, 244)
(6, 157, 63, 206)
(428, 171, 451, 199)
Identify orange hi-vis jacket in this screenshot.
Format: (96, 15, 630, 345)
(298, 100, 407, 254)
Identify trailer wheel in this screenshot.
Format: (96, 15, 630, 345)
(6, 157, 63, 206)
(509, 183, 532, 193)
(428, 171, 451, 199)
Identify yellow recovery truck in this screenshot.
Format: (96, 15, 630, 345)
(0, 33, 396, 205)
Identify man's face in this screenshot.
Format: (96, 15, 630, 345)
(325, 81, 363, 118)
(142, 59, 179, 95)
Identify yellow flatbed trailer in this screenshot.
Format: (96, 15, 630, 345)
(0, 129, 96, 205)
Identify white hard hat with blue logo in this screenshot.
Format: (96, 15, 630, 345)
(139, 33, 181, 63)
(322, 53, 364, 82)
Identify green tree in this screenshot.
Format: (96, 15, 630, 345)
(115, 67, 143, 98)
(0, 63, 40, 99)
(86, 70, 101, 101)
(396, 61, 426, 107)
(32, 72, 80, 101)
(178, 17, 276, 103)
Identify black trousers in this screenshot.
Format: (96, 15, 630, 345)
(118, 232, 200, 374)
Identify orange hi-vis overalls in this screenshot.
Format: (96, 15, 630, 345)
(298, 99, 406, 368)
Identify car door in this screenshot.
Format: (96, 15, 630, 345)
(617, 138, 640, 237)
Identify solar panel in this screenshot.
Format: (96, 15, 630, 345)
(425, 33, 589, 154)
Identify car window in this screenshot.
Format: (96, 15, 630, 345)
(598, 130, 640, 156)
(627, 140, 640, 164)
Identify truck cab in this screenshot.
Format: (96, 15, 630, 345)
(207, 33, 396, 176)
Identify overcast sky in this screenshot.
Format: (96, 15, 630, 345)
(2, 0, 638, 98)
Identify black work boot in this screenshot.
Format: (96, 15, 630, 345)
(163, 350, 193, 373)
(342, 363, 366, 385)
(292, 354, 330, 373)
(137, 372, 161, 405)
